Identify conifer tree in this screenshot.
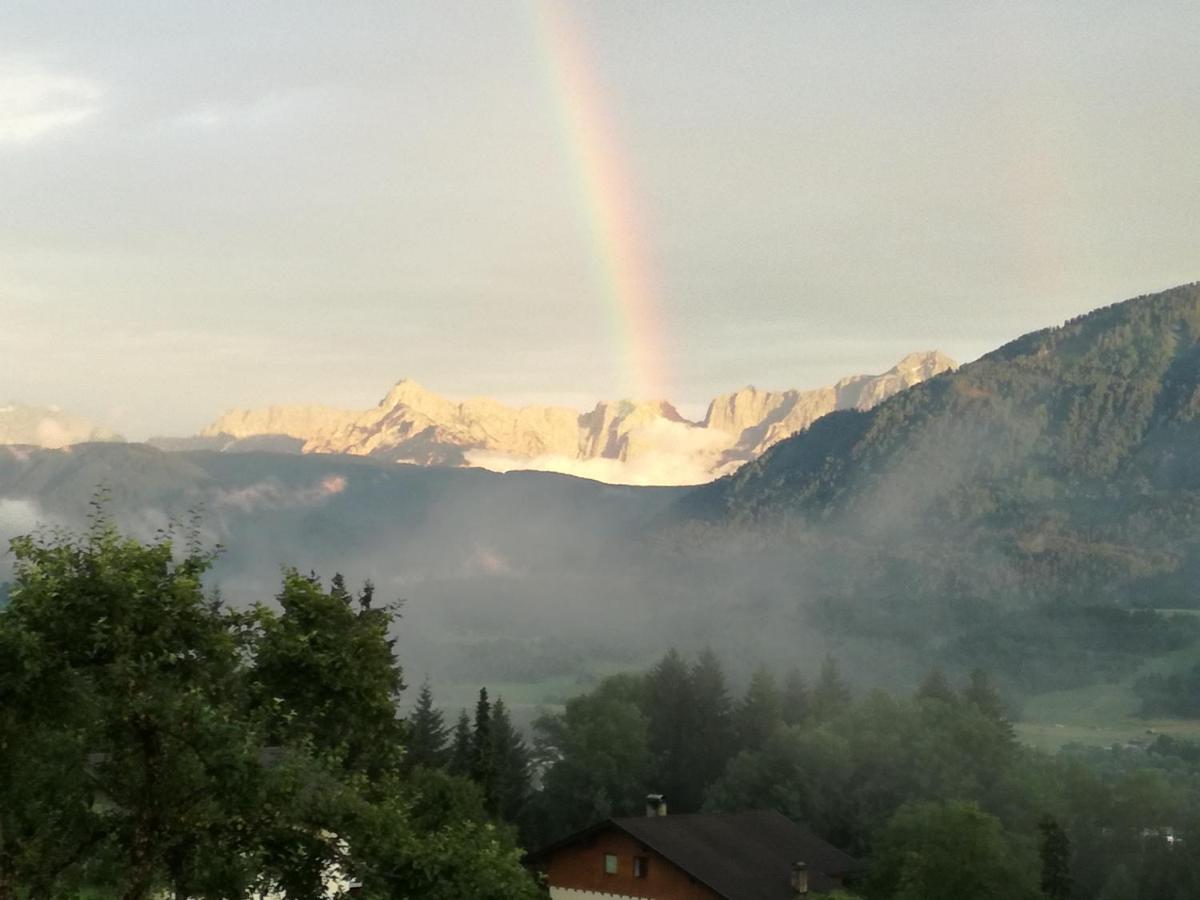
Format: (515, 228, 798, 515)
(916, 667, 956, 703)
(781, 667, 810, 726)
(737, 666, 783, 751)
(490, 698, 531, 823)
(685, 648, 735, 805)
(470, 688, 497, 807)
(645, 649, 696, 810)
(963, 668, 1007, 722)
(448, 710, 472, 778)
(406, 678, 449, 770)
(811, 655, 851, 722)
(1038, 815, 1072, 900)
(329, 572, 350, 603)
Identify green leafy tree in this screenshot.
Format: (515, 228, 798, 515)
(532, 674, 650, 843)
(868, 801, 1040, 900)
(253, 569, 405, 779)
(2, 518, 265, 900)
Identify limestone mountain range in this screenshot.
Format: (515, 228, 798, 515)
(0, 403, 122, 449)
(181, 351, 956, 485)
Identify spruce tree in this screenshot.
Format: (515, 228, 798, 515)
(781, 667, 810, 726)
(963, 668, 1007, 721)
(1038, 815, 1071, 900)
(645, 649, 696, 810)
(448, 710, 472, 778)
(811, 655, 850, 722)
(686, 648, 735, 806)
(490, 698, 531, 823)
(470, 688, 497, 808)
(737, 666, 783, 751)
(406, 679, 449, 770)
(329, 572, 350, 604)
(916, 667, 956, 703)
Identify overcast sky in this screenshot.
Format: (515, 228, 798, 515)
(3, 1, 1199, 437)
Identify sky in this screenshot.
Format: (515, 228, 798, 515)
(2, 1, 1199, 439)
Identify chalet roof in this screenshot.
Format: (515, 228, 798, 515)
(535, 810, 862, 900)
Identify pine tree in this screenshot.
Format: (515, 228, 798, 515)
(1038, 815, 1071, 900)
(917, 667, 956, 703)
(781, 667, 810, 726)
(811, 655, 850, 722)
(448, 710, 472, 778)
(685, 648, 735, 805)
(329, 572, 350, 604)
(737, 666, 783, 751)
(406, 679, 449, 770)
(963, 668, 1007, 721)
(646, 649, 696, 811)
(470, 688, 497, 807)
(490, 698, 531, 823)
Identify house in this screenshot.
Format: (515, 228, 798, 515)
(531, 799, 862, 900)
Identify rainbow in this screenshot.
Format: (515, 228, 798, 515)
(532, 0, 670, 401)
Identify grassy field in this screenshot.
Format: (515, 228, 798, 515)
(1016, 640, 1200, 751)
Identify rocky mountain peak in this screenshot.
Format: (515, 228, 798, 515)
(184, 352, 954, 484)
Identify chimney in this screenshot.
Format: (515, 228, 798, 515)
(791, 862, 808, 896)
(645, 793, 667, 817)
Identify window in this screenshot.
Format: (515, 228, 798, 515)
(634, 856, 649, 878)
(604, 853, 618, 875)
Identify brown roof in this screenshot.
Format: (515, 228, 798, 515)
(535, 810, 862, 899)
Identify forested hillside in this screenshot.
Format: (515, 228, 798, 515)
(677, 283, 1200, 689)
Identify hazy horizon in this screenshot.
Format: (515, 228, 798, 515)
(4, 1, 1199, 439)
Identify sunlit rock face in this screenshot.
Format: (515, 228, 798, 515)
(0, 403, 122, 448)
(194, 352, 955, 485)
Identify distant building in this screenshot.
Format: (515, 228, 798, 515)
(530, 800, 862, 900)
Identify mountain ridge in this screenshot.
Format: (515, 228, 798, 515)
(177, 351, 955, 485)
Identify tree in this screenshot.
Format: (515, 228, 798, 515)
(781, 667, 810, 726)
(2, 518, 265, 900)
(253, 569, 405, 780)
(916, 667, 956, 704)
(737, 666, 783, 752)
(811, 655, 851, 722)
(0, 518, 544, 899)
(1038, 815, 1071, 900)
(685, 648, 735, 804)
(963, 668, 1007, 722)
(448, 710, 472, 778)
(531, 675, 651, 843)
(1097, 864, 1137, 900)
(406, 679, 449, 771)
(868, 801, 1040, 900)
(490, 698, 532, 824)
(470, 688, 497, 809)
(645, 649, 696, 810)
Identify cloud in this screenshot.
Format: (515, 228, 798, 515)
(215, 474, 346, 513)
(0, 498, 42, 537)
(0, 62, 104, 144)
(466, 419, 732, 486)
